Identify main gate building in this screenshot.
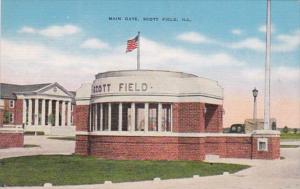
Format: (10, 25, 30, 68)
(74, 70, 280, 160)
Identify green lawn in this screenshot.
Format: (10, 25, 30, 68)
(0, 155, 249, 186)
(280, 145, 300, 148)
(23, 144, 40, 148)
(47, 136, 76, 141)
(280, 133, 300, 140)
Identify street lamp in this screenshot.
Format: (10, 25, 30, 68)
(252, 88, 258, 122)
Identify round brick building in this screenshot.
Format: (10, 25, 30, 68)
(74, 70, 280, 160)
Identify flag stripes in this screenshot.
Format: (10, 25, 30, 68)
(126, 35, 139, 52)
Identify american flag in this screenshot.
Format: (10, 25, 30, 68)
(126, 35, 139, 53)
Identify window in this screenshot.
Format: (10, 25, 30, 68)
(89, 102, 172, 133)
(10, 113, 14, 123)
(257, 138, 268, 151)
(148, 104, 158, 131)
(9, 100, 15, 108)
(111, 103, 119, 131)
(102, 103, 109, 131)
(122, 103, 131, 131)
(162, 104, 171, 132)
(135, 103, 145, 131)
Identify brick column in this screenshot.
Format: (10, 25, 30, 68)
(14, 99, 24, 125)
(74, 105, 90, 131)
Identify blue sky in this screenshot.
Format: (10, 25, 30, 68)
(1, 0, 300, 128)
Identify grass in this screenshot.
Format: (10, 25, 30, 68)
(47, 136, 75, 141)
(280, 133, 300, 140)
(0, 155, 249, 186)
(23, 144, 40, 148)
(280, 145, 300, 148)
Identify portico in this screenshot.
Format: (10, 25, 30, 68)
(16, 82, 75, 135)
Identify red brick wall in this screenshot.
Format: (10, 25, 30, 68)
(205, 104, 223, 133)
(76, 134, 280, 160)
(14, 99, 23, 125)
(251, 137, 280, 159)
(0, 109, 3, 127)
(224, 137, 252, 158)
(172, 103, 205, 133)
(75, 135, 89, 155)
(0, 132, 24, 148)
(74, 105, 90, 131)
(80, 135, 206, 161)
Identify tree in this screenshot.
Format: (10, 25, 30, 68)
(293, 128, 298, 134)
(283, 126, 289, 134)
(3, 111, 11, 124)
(48, 114, 55, 126)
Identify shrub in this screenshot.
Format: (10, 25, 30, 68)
(282, 126, 289, 134)
(293, 128, 298, 134)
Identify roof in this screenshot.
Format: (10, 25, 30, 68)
(0, 83, 51, 99)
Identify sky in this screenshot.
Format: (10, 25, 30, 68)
(1, 0, 300, 128)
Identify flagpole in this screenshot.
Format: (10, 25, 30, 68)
(264, 0, 271, 130)
(137, 31, 140, 70)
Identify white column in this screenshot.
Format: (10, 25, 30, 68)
(94, 104, 98, 131)
(89, 105, 92, 131)
(28, 99, 32, 125)
(144, 103, 149, 132)
(61, 101, 66, 126)
(67, 101, 71, 126)
(55, 100, 59, 126)
(118, 103, 123, 131)
(22, 99, 27, 125)
(34, 99, 39, 125)
(170, 104, 173, 132)
(100, 104, 103, 131)
(130, 103, 135, 132)
(41, 99, 46, 125)
(48, 100, 52, 125)
(158, 103, 162, 132)
(108, 103, 112, 131)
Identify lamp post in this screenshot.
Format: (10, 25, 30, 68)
(252, 88, 258, 123)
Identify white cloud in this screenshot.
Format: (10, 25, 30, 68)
(258, 24, 276, 33)
(18, 24, 81, 38)
(1, 37, 244, 89)
(227, 29, 300, 52)
(80, 38, 110, 49)
(176, 32, 212, 44)
(229, 38, 265, 51)
(19, 26, 36, 34)
(273, 30, 300, 52)
(231, 29, 242, 35)
(241, 66, 300, 81)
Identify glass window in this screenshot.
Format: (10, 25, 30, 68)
(9, 113, 14, 123)
(148, 104, 158, 131)
(102, 103, 109, 131)
(162, 104, 171, 131)
(111, 103, 119, 131)
(122, 103, 131, 131)
(9, 100, 15, 108)
(135, 103, 145, 131)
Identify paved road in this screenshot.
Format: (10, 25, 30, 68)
(1, 137, 299, 189)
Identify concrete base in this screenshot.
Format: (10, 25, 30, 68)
(25, 125, 75, 136)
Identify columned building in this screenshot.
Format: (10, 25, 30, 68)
(0, 82, 75, 136)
